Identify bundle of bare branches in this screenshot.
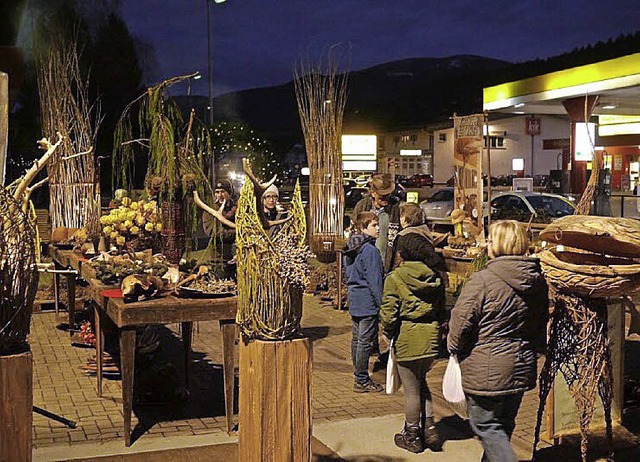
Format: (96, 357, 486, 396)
(37, 33, 101, 236)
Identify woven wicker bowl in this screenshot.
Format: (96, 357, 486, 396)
(539, 249, 640, 298)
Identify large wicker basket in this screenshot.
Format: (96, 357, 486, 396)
(538, 249, 640, 298)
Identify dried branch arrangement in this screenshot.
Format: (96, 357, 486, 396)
(37, 34, 101, 236)
(113, 74, 212, 261)
(195, 159, 311, 340)
(294, 52, 348, 262)
(533, 214, 640, 461)
(1, 136, 61, 355)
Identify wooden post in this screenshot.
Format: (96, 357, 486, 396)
(239, 338, 312, 461)
(0, 351, 33, 462)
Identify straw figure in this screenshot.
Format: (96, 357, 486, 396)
(532, 151, 640, 462)
(1, 135, 62, 355)
(294, 53, 348, 262)
(194, 159, 310, 340)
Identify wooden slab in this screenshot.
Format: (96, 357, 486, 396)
(0, 351, 33, 462)
(239, 338, 312, 462)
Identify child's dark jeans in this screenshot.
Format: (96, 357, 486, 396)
(351, 314, 379, 383)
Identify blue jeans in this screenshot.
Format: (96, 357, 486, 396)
(467, 393, 524, 462)
(351, 315, 378, 383)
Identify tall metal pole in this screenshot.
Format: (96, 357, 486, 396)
(206, 0, 216, 185)
(206, 0, 213, 126)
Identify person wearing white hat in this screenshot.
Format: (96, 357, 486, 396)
(262, 184, 287, 238)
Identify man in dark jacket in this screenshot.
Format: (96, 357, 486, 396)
(353, 174, 402, 273)
(344, 211, 385, 393)
(448, 220, 548, 462)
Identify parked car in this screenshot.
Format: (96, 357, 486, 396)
(406, 173, 434, 188)
(353, 175, 370, 187)
(490, 191, 575, 223)
(345, 187, 368, 209)
(420, 187, 455, 220)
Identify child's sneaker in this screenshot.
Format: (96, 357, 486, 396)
(353, 379, 384, 393)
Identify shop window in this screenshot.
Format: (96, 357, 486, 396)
(484, 136, 505, 149)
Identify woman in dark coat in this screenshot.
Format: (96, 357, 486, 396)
(448, 220, 548, 462)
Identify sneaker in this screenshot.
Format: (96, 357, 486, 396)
(353, 379, 384, 393)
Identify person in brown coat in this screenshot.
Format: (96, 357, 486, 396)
(447, 220, 548, 462)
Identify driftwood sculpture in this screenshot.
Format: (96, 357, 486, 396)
(195, 159, 309, 340)
(533, 214, 640, 461)
(1, 135, 61, 354)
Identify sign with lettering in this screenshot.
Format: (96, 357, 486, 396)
(525, 117, 541, 135)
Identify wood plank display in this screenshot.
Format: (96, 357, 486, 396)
(546, 300, 624, 439)
(0, 351, 33, 462)
(239, 338, 312, 461)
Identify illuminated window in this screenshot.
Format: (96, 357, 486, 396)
(401, 134, 411, 144)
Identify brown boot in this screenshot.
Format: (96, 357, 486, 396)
(424, 422, 443, 451)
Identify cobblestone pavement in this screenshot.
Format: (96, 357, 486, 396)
(31, 293, 546, 458)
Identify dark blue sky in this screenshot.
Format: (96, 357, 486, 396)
(121, 0, 640, 96)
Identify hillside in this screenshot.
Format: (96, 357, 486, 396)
(197, 55, 512, 149)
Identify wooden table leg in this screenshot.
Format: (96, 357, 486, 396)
(120, 328, 136, 447)
(94, 304, 103, 397)
(181, 322, 193, 389)
(220, 320, 237, 433)
(66, 272, 76, 336)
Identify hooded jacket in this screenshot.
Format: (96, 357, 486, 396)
(352, 195, 401, 273)
(380, 261, 444, 361)
(447, 256, 548, 396)
(344, 234, 384, 317)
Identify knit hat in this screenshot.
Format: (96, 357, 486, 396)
(263, 184, 279, 198)
(214, 179, 234, 195)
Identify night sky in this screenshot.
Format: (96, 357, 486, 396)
(121, 0, 640, 96)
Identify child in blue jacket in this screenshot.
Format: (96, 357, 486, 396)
(344, 211, 385, 392)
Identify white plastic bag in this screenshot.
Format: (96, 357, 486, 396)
(442, 355, 468, 419)
(386, 339, 401, 394)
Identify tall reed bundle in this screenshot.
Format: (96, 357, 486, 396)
(294, 54, 348, 262)
(37, 34, 100, 235)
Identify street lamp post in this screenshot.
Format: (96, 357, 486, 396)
(206, 0, 226, 185)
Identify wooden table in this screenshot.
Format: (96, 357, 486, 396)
(50, 247, 238, 446)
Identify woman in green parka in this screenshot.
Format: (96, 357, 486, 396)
(381, 232, 446, 454)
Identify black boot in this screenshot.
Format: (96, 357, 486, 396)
(424, 419, 442, 451)
(394, 422, 424, 454)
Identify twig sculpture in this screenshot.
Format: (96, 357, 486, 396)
(533, 158, 640, 461)
(1, 135, 61, 354)
(195, 159, 309, 340)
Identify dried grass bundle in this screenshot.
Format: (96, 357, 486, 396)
(294, 52, 348, 261)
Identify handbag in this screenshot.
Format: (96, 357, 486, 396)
(385, 339, 401, 394)
(442, 354, 468, 419)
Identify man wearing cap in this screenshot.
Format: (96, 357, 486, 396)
(212, 179, 237, 278)
(353, 174, 402, 273)
(262, 184, 287, 238)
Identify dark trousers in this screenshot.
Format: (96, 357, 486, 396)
(396, 357, 434, 426)
(351, 315, 378, 383)
(467, 393, 524, 462)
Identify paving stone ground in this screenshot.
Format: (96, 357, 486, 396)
(32, 293, 638, 460)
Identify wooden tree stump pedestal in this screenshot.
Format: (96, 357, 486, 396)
(0, 351, 33, 462)
(239, 337, 312, 462)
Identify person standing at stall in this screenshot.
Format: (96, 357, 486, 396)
(344, 211, 385, 393)
(448, 220, 548, 462)
(262, 184, 287, 238)
(212, 179, 237, 278)
(381, 233, 445, 453)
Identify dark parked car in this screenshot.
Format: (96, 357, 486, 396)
(406, 174, 434, 188)
(345, 187, 368, 209)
